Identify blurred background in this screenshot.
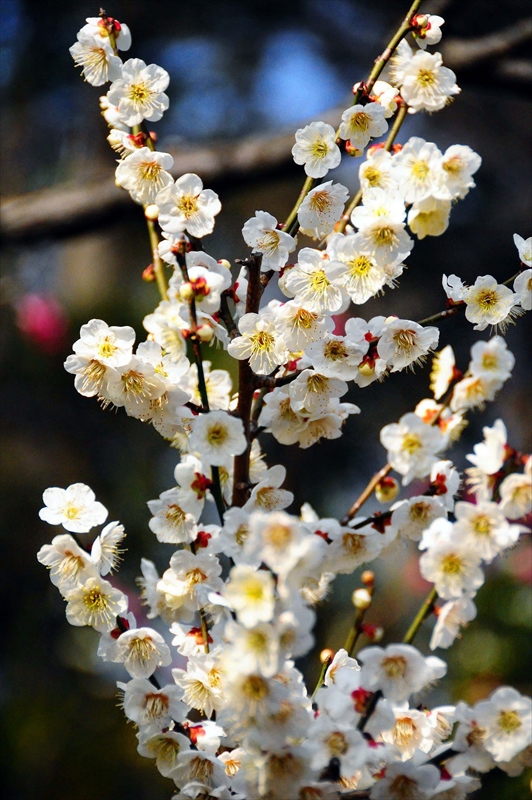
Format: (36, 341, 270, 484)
(1, 0, 531, 797)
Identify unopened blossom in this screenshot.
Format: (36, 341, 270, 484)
(420, 536, 484, 599)
(412, 14, 445, 49)
(469, 336, 515, 382)
(115, 147, 174, 205)
(513, 268, 532, 310)
(392, 137, 442, 203)
(430, 345, 456, 400)
(378, 318, 439, 372)
(147, 487, 199, 544)
(359, 148, 398, 193)
(328, 233, 388, 303)
(243, 464, 294, 513)
(370, 761, 440, 800)
(442, 273, 466, 303)
(434, 144, 482, 200)
(408, 196, 451, 239)
(358, 643, 446, 702)
(274, 301, 333, 352)
(72, 319, 135, 368)
(227, 312, 289, 375)
(400, 50, 460, 113)
(91, 520, 126, 575)
(171, 264, 231, 315)
(81, 16, 132, 51)
(499, 463, 532, 520)
(64, 575, 128, 632)
(463, 275, 519, 332)
(156, 173, 221, 238)
(513, 233, 532, 266)
(292, 121, 341, 178)
(37, 534, 98, 591)
(430, 597, 477, 650)
(297, 181, 349, 238)
(223, 565, 276, 628)
(107, 58, 169, 126)
(242, 210, 296, 271)
(339, 101, 388, 149)
(289, 370, 347, 415)
(99, 626, 171, 678)
(39, 483, 108, 533)
(380, 412, 445, 484)
(188, 410, 246, 466)
(69, 30, 123, 86)
(474, 687, 532, 763)
(284, 248, 348, 314)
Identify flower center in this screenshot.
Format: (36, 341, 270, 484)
(128, 636, 157, 667)
(364, 166, 383, 187)
(381, 655, 407, 679)
(309, 190, 332, 213)
(402, 433, 422, 454)
(264, 523, 292, 548)
(416, 68, 436, 87)
(311, 137, 329, 158)
(326, 731, 349, 756)
(394, 717, 417, 747)
(64, 503, 81, 520)
(307, 373, 328, 392)
(498, 709, 522, 734)
(349, 111, 371, 131)
(129, 82, 152, 104)
(177, 194, 199, 218)
(373, 226, 397, 247)
(389, 774, 417, 798)
(293, 308, 318, 329)
(165, 504, 187, 526)
(441, 553, 464, 574)
(348, 254, 373, 277)
(443, 156, 464, 175)
(98, 338, 118, 358)
(83, 587, 110, 621)
(475, 289, 499, 311)
(242, 674, 269, 700)
(393, 329, 417, 353)
(186, 568, 207, 586)
(206, 423, 228, 446)
(144, 692, 169, 720)
(472, 514, 492, 536)
(309, 269, 330, 293)
(324, 340, 348, 360)
(411, 159, 430, 180)
(250, 330, 275, 354)
(138, 160, 163, 182)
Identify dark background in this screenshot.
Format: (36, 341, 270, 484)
(1, 0, 531, 797)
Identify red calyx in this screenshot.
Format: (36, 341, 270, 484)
(351, 687, 373, 713)
(195, 530, 212, 549)
(191, 472, 213, 498)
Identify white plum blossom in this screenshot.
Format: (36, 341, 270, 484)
(377, 318, 439, 372)
(419, 531, 485, 599)
(242, 211, 296, 271)
(339, 101, 388, 149)
(392, 137, 442, 203)
(499, 463, 532, 520)
(306, 332, 366, 381)
(454, 499, 522, 562)
(474, 687, 532, 763)
(297, 181, 349, 238)
(69, 31, 123, 86)
(430, 345, 456, 400)
(243, 464, 294, 513)
(99, 626, 172, 678)
(274, 301, 333, 352)
(430, 597, 477, 650)
(115, 147, 174, 205)
(291, 121, 342, 179)
(408, 196, 451, 239)
(469, 336, 515, 382)
(39, 483, 108, 533)
(412, 14, 445, 49)
(147, 488, 199, 544)
(463, 275, 519, 332)
(358, 643, 446, 702)
(370, 761, 440, 800)
(106, 58, 170, 126)
(227, 312, 289, 375)
(188, 410, 246, 466)
(513, 268, 532, 310)
(156, 173, 221, 238)
(513, 233, 532, 266)
(72, 319, 135, 368)
(434, 144, 482, 200)
(119, 678, 186, 731)
(283, 248, 348, 314)
(37, 534, 98, 591)
(359, 148, 398, 193)
(223, 565, 276, 628)
(380, 412, 445, 484)
(64, 576, 128, 632)
(91, 520, 126, 575)
(289, 370, 347, 415)
(390, 495, 447, 542)
(400, 50, 460, 112)
(327, 233, 388, 304)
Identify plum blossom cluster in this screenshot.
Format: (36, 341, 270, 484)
(35, 8, 532, 799)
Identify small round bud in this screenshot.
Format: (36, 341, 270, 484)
(144, 204, 159, 221)
(375, 476, 399, 503)
(345, 140, 363, 158)
(412, 13, 429, 29)
(358, 361, 374, 378)
(196, 324, 215, 343)
(320, 648, 335, 664)
(218, 258, 232, 270)
(362, 624, 384, 642)
(179, 283, 195, 301)
(142, 264, 156, 282)
(352, 588, 372, 610)
(361, 570, 375, 588)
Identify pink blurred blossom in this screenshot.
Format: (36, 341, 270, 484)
(16, 294, 69, 354)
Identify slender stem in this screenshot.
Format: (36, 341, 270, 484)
(357, 690, 382, 732)
(343, 608, 366, 657)
(418, 305, 461, 326)
(146, 217, 168, 301)
(341, 463, 392, 525)
(284, 175, 315, 236)
(310, 657, 332, 703)
(403, 586, 438, 645)
(383, 103, 408, 152)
